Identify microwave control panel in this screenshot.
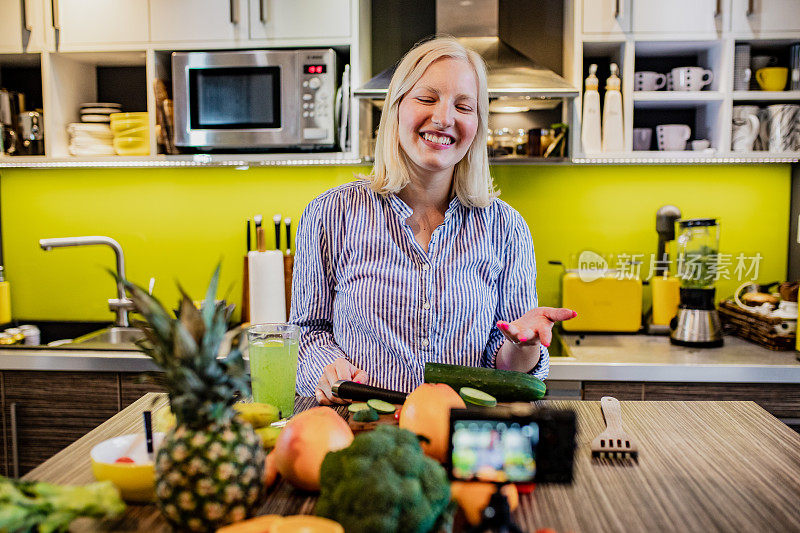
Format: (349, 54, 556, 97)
(299, 49, 336, 146)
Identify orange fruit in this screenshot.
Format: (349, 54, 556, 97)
(398, 383, 465, 462)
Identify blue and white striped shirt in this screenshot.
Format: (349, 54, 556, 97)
(290, 180, 549, 395)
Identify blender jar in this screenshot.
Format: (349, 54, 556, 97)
(676, 218, 720, 290)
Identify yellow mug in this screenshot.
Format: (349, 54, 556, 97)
(756, 67, 788, 91)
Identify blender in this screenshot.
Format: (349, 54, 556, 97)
(670, 218, 724, 347)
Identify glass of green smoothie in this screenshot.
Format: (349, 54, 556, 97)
(246, 323, 300, 418)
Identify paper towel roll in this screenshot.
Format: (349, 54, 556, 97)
(248, 250, 286, 323)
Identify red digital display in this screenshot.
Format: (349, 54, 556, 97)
(304, 64, 327, 74)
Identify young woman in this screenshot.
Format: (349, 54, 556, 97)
(290, 37, 576, 405)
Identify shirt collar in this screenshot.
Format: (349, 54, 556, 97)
(386, 192, 463, 224)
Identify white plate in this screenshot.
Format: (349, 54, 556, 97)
(81, 107, 119, 115)
(80, 102, 121, 109)
(81, 115, 112, 123)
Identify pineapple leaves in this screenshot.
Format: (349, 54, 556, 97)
(177, 285, 205, 346)
(200, 263, 221, 330)
(108, 264, 252, 428)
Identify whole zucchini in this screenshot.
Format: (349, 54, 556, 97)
(424, 363, 546, 401)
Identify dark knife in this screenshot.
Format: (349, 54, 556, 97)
(332, 380, 408, 404)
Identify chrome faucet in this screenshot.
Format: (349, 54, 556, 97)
(39, 236, 134, 327)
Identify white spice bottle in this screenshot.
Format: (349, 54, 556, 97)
(581, 64, 602, 154)
(602, 63, 624, 152)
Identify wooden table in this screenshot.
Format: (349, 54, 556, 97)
(24, 394, 800, 532)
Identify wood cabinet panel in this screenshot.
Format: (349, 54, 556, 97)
(645, 382, 800, 419)
(120, 372, 167, 410)
(582, 381, 645, 400)
(3, 371, 119, 476)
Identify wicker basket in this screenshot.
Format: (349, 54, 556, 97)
(718, 299, 796, 351)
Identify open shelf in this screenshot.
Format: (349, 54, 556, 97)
(45, 51, 149, 158)
(633, 91, 724, 106)
(732, 90, 800, 101)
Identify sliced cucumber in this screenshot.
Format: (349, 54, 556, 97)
(367, 399, 396, 414)
(459, 387, 498, 407)
(353, 407, 379, 422)
(348, 402, 371, 414)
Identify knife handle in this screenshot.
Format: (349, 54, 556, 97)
(332, 380, 408, 404)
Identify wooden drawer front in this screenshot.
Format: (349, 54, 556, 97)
(583, 382, 645, 401)
(645, 383, 800, 419)
(4, 371, 119, 476)
(120, 373, 167, 410)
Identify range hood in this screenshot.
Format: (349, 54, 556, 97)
(354, 0, 578, 101)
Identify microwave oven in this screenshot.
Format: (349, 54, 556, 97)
(172, 49, 340, 151)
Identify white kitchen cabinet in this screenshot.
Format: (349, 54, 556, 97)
(0, 0, 47, 53)
(632, 0, 723, 35)
(582, 0, 631, 35)
(248, 0, 350, 41)
(150, 0, 248, 44)
(54, 0, 148, 51)
(731, 0, 800, 35)
(0, 0, 26, 53)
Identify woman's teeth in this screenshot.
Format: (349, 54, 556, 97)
(421, 132, 453, 145)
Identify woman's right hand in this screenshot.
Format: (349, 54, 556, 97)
(315, 358, 369, 405)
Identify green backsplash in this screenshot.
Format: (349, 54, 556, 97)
(1, 164, 790, 321)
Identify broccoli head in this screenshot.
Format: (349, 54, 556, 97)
(316, 425, 451, 533)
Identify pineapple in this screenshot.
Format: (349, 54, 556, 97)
(121, 266, 265, 532)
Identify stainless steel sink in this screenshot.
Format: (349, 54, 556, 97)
(69, 327, 144, 350)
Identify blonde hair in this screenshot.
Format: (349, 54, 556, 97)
(364, 36, 497, 208)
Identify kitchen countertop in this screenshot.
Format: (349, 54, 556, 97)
(1, 333, 799, 383)
(550, 333, 800, 383)
(24, 393, 800, 532)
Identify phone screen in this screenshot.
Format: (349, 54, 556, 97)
(450, 419, 539, 483)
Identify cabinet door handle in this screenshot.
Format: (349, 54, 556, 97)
(614, 0, 622, 18)
(21, 0, 32, 31)
(10, 403, 19, 479)
(50, 0, 59, 29)
(714, 0, 721, 17)
(260, 0, 268, 23)
(747, 0, 754, 16)
(229, 0, 239, 24)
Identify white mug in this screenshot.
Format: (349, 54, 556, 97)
(656, 124, 691, 151)
(634, 71, 667, 91)
(731, 105, 760, 152)
(691, 139, 710, 151)
(666, 72, 674, 91)
(671, 67, 714, 91)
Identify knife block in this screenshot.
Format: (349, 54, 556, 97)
(283, 253, 294, 320)
(241, 254, 250, 323)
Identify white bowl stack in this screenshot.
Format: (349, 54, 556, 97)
(67, 102, 120, 156)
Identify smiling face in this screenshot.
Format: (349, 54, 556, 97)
(397, 57, 480, 184)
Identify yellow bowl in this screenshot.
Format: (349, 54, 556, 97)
(90, 432, 164, 502)
(116, 125, 148, 138)
(110, 117, 148, 133)
(113, 135, 149, 156)
(109, 111, 148, 122)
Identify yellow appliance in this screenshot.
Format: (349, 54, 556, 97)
(651, 275, 680, 325)
(561, 272, 642, 332)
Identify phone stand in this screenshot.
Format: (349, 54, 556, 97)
(467, 484, 523, 533)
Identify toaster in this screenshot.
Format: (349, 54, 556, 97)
(560, 272, 643, 332)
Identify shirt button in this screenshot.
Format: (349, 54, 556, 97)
(423, 302, 431, 310)
(421, 339, 430, 347)
(422, 264, 429, 271)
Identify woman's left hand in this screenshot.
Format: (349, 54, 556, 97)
(497, 307, 578, 348)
